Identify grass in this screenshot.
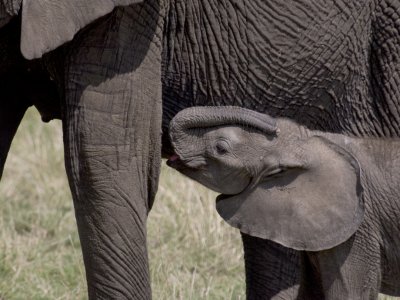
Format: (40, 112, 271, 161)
(0, 108, 244, 299)
(0, 108, 397, 299)
(0, 109, 86, 299)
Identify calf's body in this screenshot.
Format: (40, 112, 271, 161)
(168, 106, 400, 299)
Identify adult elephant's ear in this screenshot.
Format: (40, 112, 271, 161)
(21, 0, 143, 59)
(216, 136, 364, 251)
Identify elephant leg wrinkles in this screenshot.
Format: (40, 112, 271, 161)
(241, 234, 301, 300)
(301, 233, 381, 300)
(62, 2, 163, 299)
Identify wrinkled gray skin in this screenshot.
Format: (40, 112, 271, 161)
(168, 106, 400, 299)
(1, 0, 400, 299)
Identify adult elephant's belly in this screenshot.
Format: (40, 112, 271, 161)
(161, 0, 379, 148)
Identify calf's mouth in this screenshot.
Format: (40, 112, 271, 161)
(166, 153, 207, 170)
(166, 154, 183, 169)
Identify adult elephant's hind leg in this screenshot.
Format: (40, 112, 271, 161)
(63, 3, 163, 299)
(0, 98, 27, 178)
(0, 74, 30, 178)
(241, 234, 301, 300)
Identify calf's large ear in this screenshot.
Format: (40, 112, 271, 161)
(216, 136, 364, 251)
(21, 0, 143, 59)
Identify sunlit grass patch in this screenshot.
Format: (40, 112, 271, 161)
(148, 167, 245, 300)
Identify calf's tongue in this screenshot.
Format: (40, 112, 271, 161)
(166, 154, 182, 168)
(168, 154, 180, 162)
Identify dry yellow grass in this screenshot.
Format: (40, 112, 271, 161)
(0, 108, 397, 299)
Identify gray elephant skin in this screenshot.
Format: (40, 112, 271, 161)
(1, 0, 400, 299)
(168, 106, 400, 299)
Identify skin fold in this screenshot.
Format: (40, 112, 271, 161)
(0, 0, 400, 298)
(168, 106, 400, 299)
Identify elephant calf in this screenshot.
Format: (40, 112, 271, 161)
(167, 106, 400, 299)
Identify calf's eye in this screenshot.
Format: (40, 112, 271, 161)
(215, 140, 230, 155)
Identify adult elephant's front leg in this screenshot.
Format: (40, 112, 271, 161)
(62, 3, 163, 299)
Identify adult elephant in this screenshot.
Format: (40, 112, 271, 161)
(1, 0, 399, 299)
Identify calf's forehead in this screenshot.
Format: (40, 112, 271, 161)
(204, 126, 247, 141)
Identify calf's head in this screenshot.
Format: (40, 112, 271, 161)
(168, 107, 364, 251)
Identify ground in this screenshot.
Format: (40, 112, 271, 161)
(0, 109, 396, 299)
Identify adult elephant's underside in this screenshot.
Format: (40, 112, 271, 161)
(162, 0, 400, 138)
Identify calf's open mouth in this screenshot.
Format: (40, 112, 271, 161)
(166, 154, 182, 169)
